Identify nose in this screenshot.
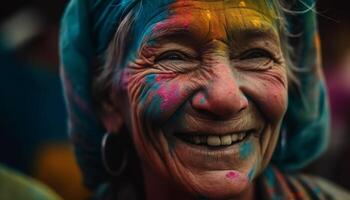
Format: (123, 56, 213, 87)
(191, 64, 248, 119)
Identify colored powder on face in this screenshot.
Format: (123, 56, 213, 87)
(145, 74, 158, 84)
(239, 141, 253, 160)
(155, 73, 176, 82)
(239, 1, 247, 7)
(248, 163, 257, 182)
(140, 74, 160, 104)
(226, 171, 238, 180)
(142, 74, 183, 123)
(248, 169, 254, 181)
(145, 94, 162, 122)
(158, 83, 181, 111)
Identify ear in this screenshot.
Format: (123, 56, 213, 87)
(100, 100, 124, 134)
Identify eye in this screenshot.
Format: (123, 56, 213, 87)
(240, 49, 274, 60)
(155, 51, 189, 62)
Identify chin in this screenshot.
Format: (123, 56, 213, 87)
(162, 129, 260, 198)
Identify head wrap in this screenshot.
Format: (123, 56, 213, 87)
(59, 0, 329, 190)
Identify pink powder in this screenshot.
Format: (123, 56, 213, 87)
(158, 83, 181, 111)
(226, 171, 238, 180)
(155, 73, 176, 82)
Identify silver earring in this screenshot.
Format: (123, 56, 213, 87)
(101, 132, 128, 176)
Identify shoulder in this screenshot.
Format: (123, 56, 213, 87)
(296, 174, 350, 200)
(0, 164, 62, 200)
(258, 166, 350, 200)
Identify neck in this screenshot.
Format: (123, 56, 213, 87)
(142, 164, 256, 200)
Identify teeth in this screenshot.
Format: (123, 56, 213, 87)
(181, 132, 249, 146)
(231, 134, 238, 142)
(242, 132, 247, 139)
(221, 135, 232, 145)
(207, 136, 221, 146)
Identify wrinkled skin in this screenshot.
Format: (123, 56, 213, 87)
(104, 1, 288, 199)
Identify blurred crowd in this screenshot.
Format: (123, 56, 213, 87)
(0, 1, 89, 199)
(0, 0, 349, 199)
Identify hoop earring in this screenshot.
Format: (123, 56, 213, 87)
(101, 132, 128, 176)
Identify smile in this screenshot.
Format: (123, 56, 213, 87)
(175, 130, 254, 147)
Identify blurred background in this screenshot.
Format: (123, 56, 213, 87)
(0, 0, 349, 199)
(0, 0, 90, 199)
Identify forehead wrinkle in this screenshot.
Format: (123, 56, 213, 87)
(170, 0, 278, 18)
(143, 12, 210, 45)
(225, 9, 279, 44)
(138, 0, 279, 48)
(146, 16, 277, 47)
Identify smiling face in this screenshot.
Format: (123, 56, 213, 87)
(104, 0, 288, 199)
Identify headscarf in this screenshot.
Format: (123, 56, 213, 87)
(59, 0, 329, 190)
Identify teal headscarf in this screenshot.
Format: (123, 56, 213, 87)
(59, 0, 329, 190)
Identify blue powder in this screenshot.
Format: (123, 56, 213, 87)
(248, 163, 257, 182)
(239, 141, 253, 160)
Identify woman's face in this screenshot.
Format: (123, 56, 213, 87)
(109, 0, 288, 198)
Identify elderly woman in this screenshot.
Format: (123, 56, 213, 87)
(60, 0, 349, 199)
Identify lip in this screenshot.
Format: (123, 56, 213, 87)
(170, 107, 265, 138)
(185, 132, 251, 147)
(160, 124, 263, 170)
(164, 127, 259, 150)
(174, 129, 254, 147)
(176, 129, 253, 144)
(167, 131, 256, 171)
(174, 129, 256, 136)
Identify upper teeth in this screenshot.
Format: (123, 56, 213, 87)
(185, 132, 248, 146)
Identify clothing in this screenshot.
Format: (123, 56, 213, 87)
(0, 164, 62, 200)
(258, 166, 350, 200)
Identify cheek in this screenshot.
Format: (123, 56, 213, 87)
(130, 73, 193, 124)
(261, 84, 287, 121)
(242, 70, 288, 123)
